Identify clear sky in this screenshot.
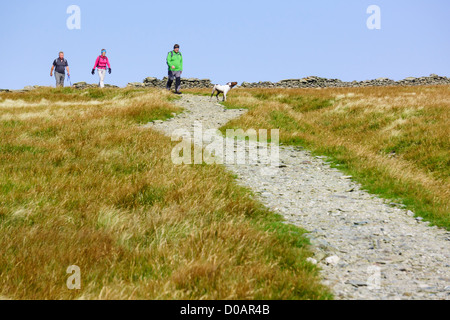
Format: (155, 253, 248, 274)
(0, 0, 449, 89)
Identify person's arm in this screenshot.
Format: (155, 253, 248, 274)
(66, 60, 70, 76)
(93, 56, 100, 70)
(92, 56, 99, 74)
(180, 54, 183, 73)
(106, 57, 112, 74)
(167, 52, 175, 69)
(51, 60, 56, 76)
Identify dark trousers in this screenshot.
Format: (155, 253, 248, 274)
(167, 71, 182, 92)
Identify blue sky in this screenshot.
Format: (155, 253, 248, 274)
(0, 0, 449, 89)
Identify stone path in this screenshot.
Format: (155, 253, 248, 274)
(144, 94, 450, 300)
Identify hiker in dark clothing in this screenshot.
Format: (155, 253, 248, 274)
(166, 44, 183, 94)
(50, 52, 70, 87)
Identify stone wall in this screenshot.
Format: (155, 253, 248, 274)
(127, 74, 449, 89)
(240, 74, 450, 89)
(2, 74, 448, 92)
(127, 77, 212, 89)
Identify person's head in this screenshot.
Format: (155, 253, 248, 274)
(101, 49, 107, 57)
(173, 44, 180, 53)
(59, 51, 64, 59)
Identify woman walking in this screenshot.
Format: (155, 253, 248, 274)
(91, 49, 111, 88)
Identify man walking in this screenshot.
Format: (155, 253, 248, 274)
(50, 52, 70, 87)
(166, 44, 183, 94)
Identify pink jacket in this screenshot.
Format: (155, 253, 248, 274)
(93, 56, 111, 70)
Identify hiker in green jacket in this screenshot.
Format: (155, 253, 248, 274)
(166, 44, 183, 94)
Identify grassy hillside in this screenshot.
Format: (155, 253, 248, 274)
(0, 87, 331, 300)
(187, 85, 449, 229)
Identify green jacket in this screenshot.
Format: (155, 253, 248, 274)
(167, 51, 183, 72)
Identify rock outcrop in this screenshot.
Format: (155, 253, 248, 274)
(72, 82, 119, 89)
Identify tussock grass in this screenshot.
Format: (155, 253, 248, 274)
(191, 86, 449, 229)
(0, 88, 330, 300)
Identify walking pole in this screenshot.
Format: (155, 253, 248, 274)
(67, 75, 72, 87)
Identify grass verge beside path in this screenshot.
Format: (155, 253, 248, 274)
(186, 86, 450, 230)
(0, 87, 331, 300)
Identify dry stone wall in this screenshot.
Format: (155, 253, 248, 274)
(240, 74, 450, 88)
(2, 74, 448, 92)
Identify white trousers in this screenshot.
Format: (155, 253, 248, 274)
(98, 69, 106, 88)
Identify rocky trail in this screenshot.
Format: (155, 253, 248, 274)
(144, 94, 450, 300)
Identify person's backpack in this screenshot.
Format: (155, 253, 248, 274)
(167, 51, 182, 64)
(54, 58, 67, 67)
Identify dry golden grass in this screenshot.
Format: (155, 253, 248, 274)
(185, 86, 450, 229)
(0, 87, 330, 300)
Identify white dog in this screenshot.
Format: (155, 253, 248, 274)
(210, 82, 238, 102)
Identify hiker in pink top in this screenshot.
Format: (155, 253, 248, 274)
(91, 49, 111, 88)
